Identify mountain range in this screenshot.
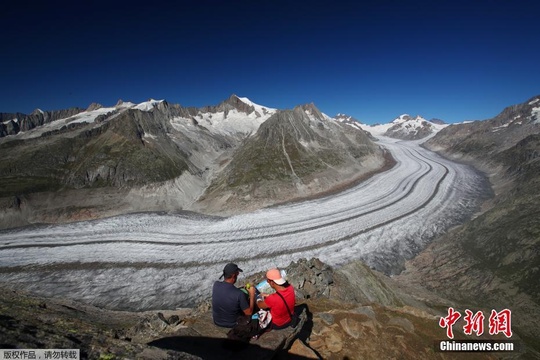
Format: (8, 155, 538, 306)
(360, 114, 448, 140)
(0, 95, 386, 227)
(0, 94, 539, 357)
(398, 94, 540, 354)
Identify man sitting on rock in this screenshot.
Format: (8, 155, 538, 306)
(257, 268, 296, 330)
(212, 263, 256, 328)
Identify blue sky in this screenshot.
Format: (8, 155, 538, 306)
(2, 0, 539, 124)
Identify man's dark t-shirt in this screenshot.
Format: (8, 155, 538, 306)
(212, 281, 249, 327)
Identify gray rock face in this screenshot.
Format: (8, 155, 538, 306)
(424, 94, 540, 162)
(398, 94, 540, 357)
(0, 96, 386, 227)
(285, 258, 334, 299)
(199, 94, 256, 116)
(197, 102, 386, 215)
(0, 119, 20, 136)
(86, 102, 103, 111)
(16, 107, 85, 134)
(281, 257, 449, 314)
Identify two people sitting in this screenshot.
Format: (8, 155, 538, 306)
(212, 263, 295, 330)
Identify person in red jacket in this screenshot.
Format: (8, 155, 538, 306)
(256, 268, 295, 329)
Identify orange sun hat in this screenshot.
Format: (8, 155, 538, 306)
(266, 268, 286, 285)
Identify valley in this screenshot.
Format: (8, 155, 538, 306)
(0, 137, 489, 311)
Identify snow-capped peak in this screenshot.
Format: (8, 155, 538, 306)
(359, 113, 448, 139)
(391, 114, 427, 124)
(173, 96, 278, 137)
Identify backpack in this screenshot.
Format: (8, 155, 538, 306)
(226, 315, 260, 343)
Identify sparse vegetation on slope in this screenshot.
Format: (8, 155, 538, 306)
(199, 105, 385, 214)
(0, 111, 190, 197)
(399, 96, 540, 356)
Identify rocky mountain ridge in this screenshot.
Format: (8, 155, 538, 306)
(0, 107, 85, 137)
(0, 95, 386, 228)
(397, 94, 540, 356)
(358, 113, 448, 140)
(194, 103, 385, 214)
(423, 95, 540, 165)
(2, 95, 539, 358)
(383, 114, 447, 140)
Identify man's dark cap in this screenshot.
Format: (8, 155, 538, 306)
(220, 263, 243, 279)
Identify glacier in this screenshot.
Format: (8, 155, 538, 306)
(0, 137, 490, 311)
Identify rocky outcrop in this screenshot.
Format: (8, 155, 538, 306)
(1, 257, 512, 359)
(199, 94, 256, 116)
(5, 107, 86, 136)
(429, 118, 446, 125)
(0, 118, 21, 137)
(86, 102, 103, 111)
(333, 113, 377, 140)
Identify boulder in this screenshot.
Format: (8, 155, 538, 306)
(146, 306, 308, 359)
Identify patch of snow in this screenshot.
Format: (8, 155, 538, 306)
(134, 99, 164, 111)
(2, 106, 129, 141)
(237, 97, 276, 117)
(528, 98, 539, 105)
(143, 133, 157, 141)
(116, 101, 136, 109)
(392, 114, 412, 124)
(68, 107, 117, 125)
(360, 123, 394, 136)
(2, 118, 17, 124)
(322, 113, 333, 122)
(195, 102, 277, 136)
(237, 97, 255, 107)
(345, 122, 363, 131)
(170, 117, 197, 132)
(532, 107, 540, 124)
(360, 115, 448, 138)
(304, 111, 317, 122)
(299, 139, 310, 148)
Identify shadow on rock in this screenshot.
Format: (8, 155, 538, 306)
(148, 335, 314, 360)
(295, 303, 313, 343)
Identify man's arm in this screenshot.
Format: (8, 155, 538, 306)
(256, 298, 269, 309)
(242, 286, 256, 316)
(257, 292, 273, 310)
